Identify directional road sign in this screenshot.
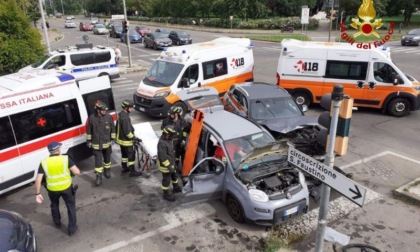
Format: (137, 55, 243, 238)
(288, 146, 367, 207)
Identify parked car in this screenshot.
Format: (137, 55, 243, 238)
(109, 25, 122, 38)
(135, 25, 151, 36)
(143, 32, 172, 50)
(223, 82, 323, 155)
(90, 17, 99, 25)
(93, 24, 108, 35)
(64, 20, 76, 28)
(178, 108, 309, 225)
(121, 28, 143, 43)
(79, 22, 93, 31)
(401, 28, 420, 46)
(155, 28, 170, 37)
(0, 209, 37, 251)
(66, 15, 74, 20)
(169, 30, 193, 45)
(55, 12, 62, 18)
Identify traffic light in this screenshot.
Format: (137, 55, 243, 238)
(317, 85, 353, 155)
(122, 20, 128, 33)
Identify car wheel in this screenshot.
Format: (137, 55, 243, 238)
(177, 40, 180, 46)
(226, 195, 244, 223)
(401, 42, 405, 46)
(292, 91, 311, 106)
(387, 98, 410, 117)
(98, 73, 111, 82)
(173, 102, 188, 117)
(153, 43, 157, 50)
(144, 42, 148, 48)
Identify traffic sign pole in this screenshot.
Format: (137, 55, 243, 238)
(315, 85, 343, 252)
(122, 0, 132, 68)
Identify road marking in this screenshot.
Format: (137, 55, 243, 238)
(260, 46, 281, 51)
(93, 203, 216, 252)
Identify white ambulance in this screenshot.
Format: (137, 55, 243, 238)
(133, 37, 254, 117)
(19, 44, 120, 81)
(277, 39, 420, 117)
(0, 70, 116, 195)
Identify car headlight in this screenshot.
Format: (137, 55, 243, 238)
(414, 36, 420, 40)
(153, 91, 171, 98)
(299, 171, 306, 184)
(413, 86, 420, 91)
(402, 36, 406, 39)
(249, 189, 269, 203)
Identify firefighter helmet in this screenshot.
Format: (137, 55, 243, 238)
(169, 105, 182, 116)
(121, 99, 134, 109)
(162, 125, 176, 138)
(95, 101, 108, 111)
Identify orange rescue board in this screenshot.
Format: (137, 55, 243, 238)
(182, 110, 204, 176)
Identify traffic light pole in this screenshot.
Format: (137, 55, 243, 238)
(314, 85, 344, 252)
(122, 0, 132, 68)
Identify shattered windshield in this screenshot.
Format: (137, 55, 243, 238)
(224, 132, 274, 169)
(250, 96, 302, 120)
(143, 60, 184, 87)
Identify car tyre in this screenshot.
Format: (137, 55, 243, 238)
(144, 42, 148, 48)
(292, 91, 311, 107)
(153, 43, 157, 50)
(387, 98, 410, 117)
(177, 40, 180, 46)
(98, 73, 111, 82)
(226, 195, 244, 223)
(401, 42, 405, 46)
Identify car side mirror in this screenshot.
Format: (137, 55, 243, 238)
(215, 164, 224, 175)
(178, 78, 190, 88)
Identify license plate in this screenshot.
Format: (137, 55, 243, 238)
(284, 206, 298, 216)
(139, 107, 145, 112)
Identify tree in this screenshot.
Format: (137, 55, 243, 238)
(0, 0, 45, 75)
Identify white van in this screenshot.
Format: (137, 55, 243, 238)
(276, 39, 420, 117)
(133, 37, 254, 117)
(19, 44, 120, 81)
(0, 70, 116, 195)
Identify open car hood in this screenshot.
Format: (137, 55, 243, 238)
(260, 115, 318, 134)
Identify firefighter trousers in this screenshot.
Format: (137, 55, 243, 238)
(93, 148, 112, 173)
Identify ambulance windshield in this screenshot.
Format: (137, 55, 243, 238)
(143, 60, 184, 87)
(31, 55, 51, 68)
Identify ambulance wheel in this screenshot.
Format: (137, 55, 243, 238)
(173, 102, 187, 117)
(293, 91, 310, 106)
(98, 73, 110, 81)
(387, 98, 410, 117)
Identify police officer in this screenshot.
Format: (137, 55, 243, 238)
(161, 106, 189, 171)
(116, 99, 141, 177)
(86, 101, 116, 186)
(35, 141, 80, 236)
(158, 125, 182, 201)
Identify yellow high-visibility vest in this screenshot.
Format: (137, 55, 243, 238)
(41, 156, 72, 191)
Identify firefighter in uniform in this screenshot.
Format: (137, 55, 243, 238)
(35, 141, 80, 236)
(86, 101, 116, 186)
(116, 99, 142, 177)
(161, 106, 190, 171)
(158, 125, 182, 201)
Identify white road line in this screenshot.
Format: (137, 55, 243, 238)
(340, 151, 390, 169)
(260, 46, 281, 51)
(93, 203, 216, 252)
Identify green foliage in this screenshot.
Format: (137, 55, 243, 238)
(0, 0, 45, 75)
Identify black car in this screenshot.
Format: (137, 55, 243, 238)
(401, 29, 420, 46)
(110, 25, 122, 38)
(0, 209, 36, 252)
(223, 82, 322, 153)
(168, 30, 192, 46)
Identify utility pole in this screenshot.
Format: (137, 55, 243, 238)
(328, 0, 335, 42)
(39, 0, 51, 53)
(314, 85, 344, 252)
(60, 0, 64, 15)
(122, 0, 132, 67)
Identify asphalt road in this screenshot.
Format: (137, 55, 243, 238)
(1, 17, 420, 252)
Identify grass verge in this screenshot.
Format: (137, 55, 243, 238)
(260, 228, 306, 252)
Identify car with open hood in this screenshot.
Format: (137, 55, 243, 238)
(181, 109, 309, 225)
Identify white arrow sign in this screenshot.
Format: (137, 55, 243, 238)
(288, 146, 366, 207)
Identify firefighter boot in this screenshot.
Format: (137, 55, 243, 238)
(173, 184, 182, 193)
(104, 168, 111, 179)
(163, 190, 175, 201)
(95, 172, 102, 186)
(121, 163, 129, 175)
(128, 166, 142, 177)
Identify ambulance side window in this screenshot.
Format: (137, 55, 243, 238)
(83, 89, 115, 116)
(373, 62, 403, 84)
(10, 99, 82, 144)
(202, 58, 227, 80)
(44, 55, 66, 69)
(325, 61, 368, 80)
(0, 117, 15, 150)
(181, 64, 199, 84)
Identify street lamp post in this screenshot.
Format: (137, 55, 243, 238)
(328, 0, 335, 42)
(61, 0, 64, 15)
(39, 0, 51, 53)
(123, 0, 132, 67)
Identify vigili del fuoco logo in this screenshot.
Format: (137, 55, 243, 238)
(339, 0, 395, 49)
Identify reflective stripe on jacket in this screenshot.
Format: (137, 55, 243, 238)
(86, 112, 116, 150)
(116, 110, 134, 147)
(41, 155, 72, 191)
